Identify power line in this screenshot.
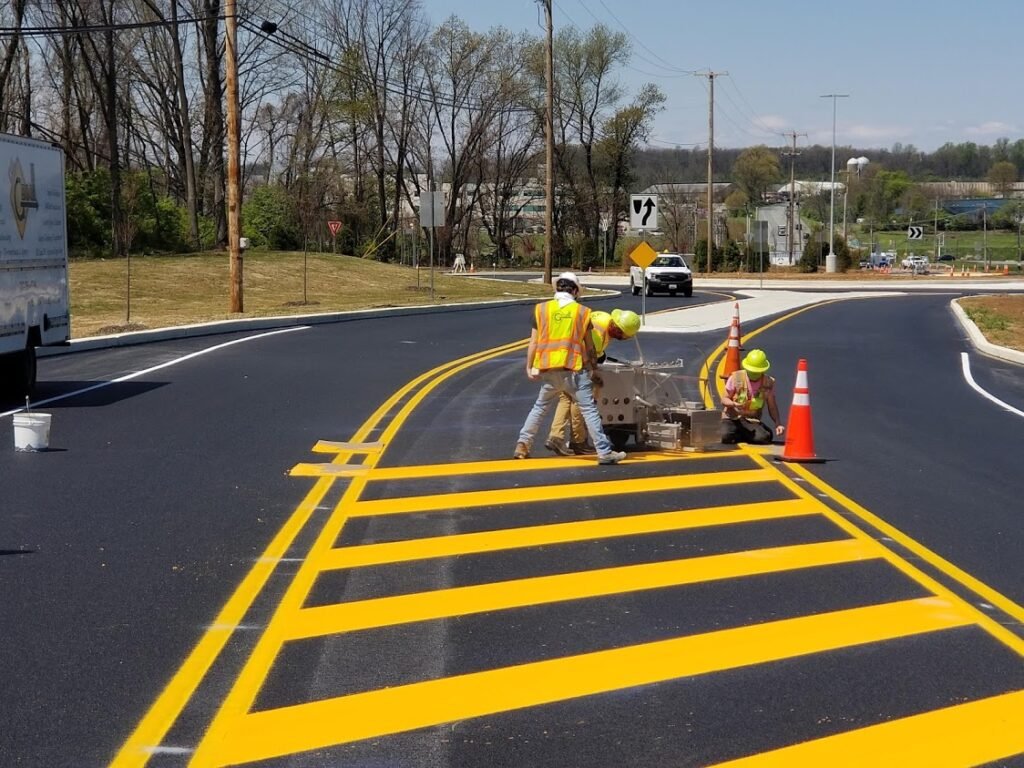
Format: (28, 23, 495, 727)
(0, 15, 219, 38)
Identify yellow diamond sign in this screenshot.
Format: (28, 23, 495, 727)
(629, 241, 658, 270)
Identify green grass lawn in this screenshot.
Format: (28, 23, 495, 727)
(69, 250, 553, 338)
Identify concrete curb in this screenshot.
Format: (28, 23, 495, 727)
(38, 286, 622, 358)
(949, 298, 1024, 367)
(39, 296, 542, 358)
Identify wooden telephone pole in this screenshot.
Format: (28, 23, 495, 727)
(538, 0, 554, 286)
(782, 131, 806, 265)
(695, 70, 726, 272)
(225, 0, 243, 312)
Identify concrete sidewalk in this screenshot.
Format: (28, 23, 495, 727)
(637, 290, 905, 334)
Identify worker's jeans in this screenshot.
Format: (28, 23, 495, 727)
(518, 370, 614, 456)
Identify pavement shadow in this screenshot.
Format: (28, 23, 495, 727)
(1, 380, 168, 411)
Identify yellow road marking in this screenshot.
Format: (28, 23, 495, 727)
(312, 440, 384, 453)
(785, 459, 1024, 652)
(112, 339, 528, 768)
(289, 463, 370, 477)
(188, 341, 529, 767)
(196, 597, 972, 766)
(287, 538, 877, 640)
(349, 467, 775, 517)
(706, 689, 1024, 768)
(743, 447, 1024, 657)
(362, 449, 741, 481)
(320, 497, 821, 569)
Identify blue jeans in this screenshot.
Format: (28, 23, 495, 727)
(517, 369, 614, 455)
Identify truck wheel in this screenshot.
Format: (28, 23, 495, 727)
(683, 285, 693, 297)
(630, 279, 639, 296)
(606, 426, 632, 451)
(645, 280, 654, 297)
(1, 346, 36, 398)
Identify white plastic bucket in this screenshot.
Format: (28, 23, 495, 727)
(13, 412, 52, 451)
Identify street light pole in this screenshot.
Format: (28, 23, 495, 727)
(225, 0, 243, 312)
(821, 93, 848, 273)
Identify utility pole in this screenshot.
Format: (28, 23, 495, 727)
(538, 0, 554, 286)
(696, 70, 726, 272)
(225, 0, 243, 312)
(820, 93, 849, 273)
(781, 131, 806, 266)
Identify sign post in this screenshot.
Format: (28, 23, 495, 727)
(327, 220, 342, 254)
(419, 190, 445, 302)
(628, 241, 658, 324)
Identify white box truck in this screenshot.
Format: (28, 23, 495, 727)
(0, 134, 70, 397)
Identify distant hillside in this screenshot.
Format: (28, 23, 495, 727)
(632, 139, 1024, 188)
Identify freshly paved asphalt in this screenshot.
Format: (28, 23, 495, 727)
(1, 287, 1022, 766)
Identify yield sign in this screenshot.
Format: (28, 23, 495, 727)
(327, 220, 342, 236)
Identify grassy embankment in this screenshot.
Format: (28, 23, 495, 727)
(69, 251, 552, 338)
(959, 295, 1024, 352)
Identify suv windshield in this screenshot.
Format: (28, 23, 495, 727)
(652, 256, 685, 268)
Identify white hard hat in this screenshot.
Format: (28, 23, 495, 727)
(555, 271, 581, 291)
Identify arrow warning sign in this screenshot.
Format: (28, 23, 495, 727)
(907, 225, 923, 240)
(630, 194, 658, 230)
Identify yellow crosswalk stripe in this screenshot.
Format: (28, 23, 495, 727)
(289, 463, 370, 477)
(706, 689, 1024, 768)
(288, 538, 878, 640)
(198, 597, 973, 766)
(362, 450, 746, 481)
(349, 467, 775, 517)
(319, 498, 822, 569)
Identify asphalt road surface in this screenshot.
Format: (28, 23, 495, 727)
(1, 289, 1022, 767)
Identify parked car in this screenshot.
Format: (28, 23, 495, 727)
(937, 254, 955, 262)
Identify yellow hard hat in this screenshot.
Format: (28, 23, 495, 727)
(742, 348, 770, 374)
(611, 309, 641, 338)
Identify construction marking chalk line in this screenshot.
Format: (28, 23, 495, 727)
(960, 352, 1024, 419)
(0, 326, 310, 419)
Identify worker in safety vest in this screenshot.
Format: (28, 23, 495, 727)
(720, 348, 785, 445)
(544, 308, 640, 456)
(514, 272, 627, 464)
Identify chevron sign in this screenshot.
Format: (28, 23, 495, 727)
(907, 225, 924, 240)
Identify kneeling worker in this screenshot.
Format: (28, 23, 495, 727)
(545, 308, 641, 456)
(720, 348, 785, 445)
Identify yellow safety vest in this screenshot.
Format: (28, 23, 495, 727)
(729, 370, 774, 417)
(590, 311, 612, 357)
(533, 299, 591, 371)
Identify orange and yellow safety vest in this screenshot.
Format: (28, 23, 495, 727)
(533, 299, 591, 371)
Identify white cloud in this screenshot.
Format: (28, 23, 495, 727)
(752, 114, 788, 131)
(966, 121, 1016, 136)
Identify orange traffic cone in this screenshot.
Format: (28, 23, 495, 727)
(732, 302, 743, 347)
(1004, 265, 1010, 276)
(720, 318, 741, 380)
(779, 359, 823, 463)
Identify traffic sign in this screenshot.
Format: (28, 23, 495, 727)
(419, 191, 445, 229)
(629, 241, 658, 270)
(327, 220, 342, 236)
(907, 225, 924, 240)
(629, 194, 658, 230)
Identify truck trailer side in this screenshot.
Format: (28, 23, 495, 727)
(0, 134, 70, 397)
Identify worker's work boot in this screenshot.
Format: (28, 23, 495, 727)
(544, 438, 574, 456)
(597, 450, 627, 465)
(570, 441, 596, 455)
(513, 442, 530, 459)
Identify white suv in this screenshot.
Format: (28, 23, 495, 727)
(901, 255, 928, 270)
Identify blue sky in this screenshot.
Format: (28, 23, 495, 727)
(418, 0, 1022, 152)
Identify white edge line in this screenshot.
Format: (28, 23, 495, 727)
(960, 352, 1024, 419)
(2, 326, 309, 419)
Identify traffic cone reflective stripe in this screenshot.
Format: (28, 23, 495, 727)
(732, 302, 743, 347)
(779, 358, 822, 463)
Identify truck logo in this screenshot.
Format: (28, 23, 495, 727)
(9, 158, 38, 239)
